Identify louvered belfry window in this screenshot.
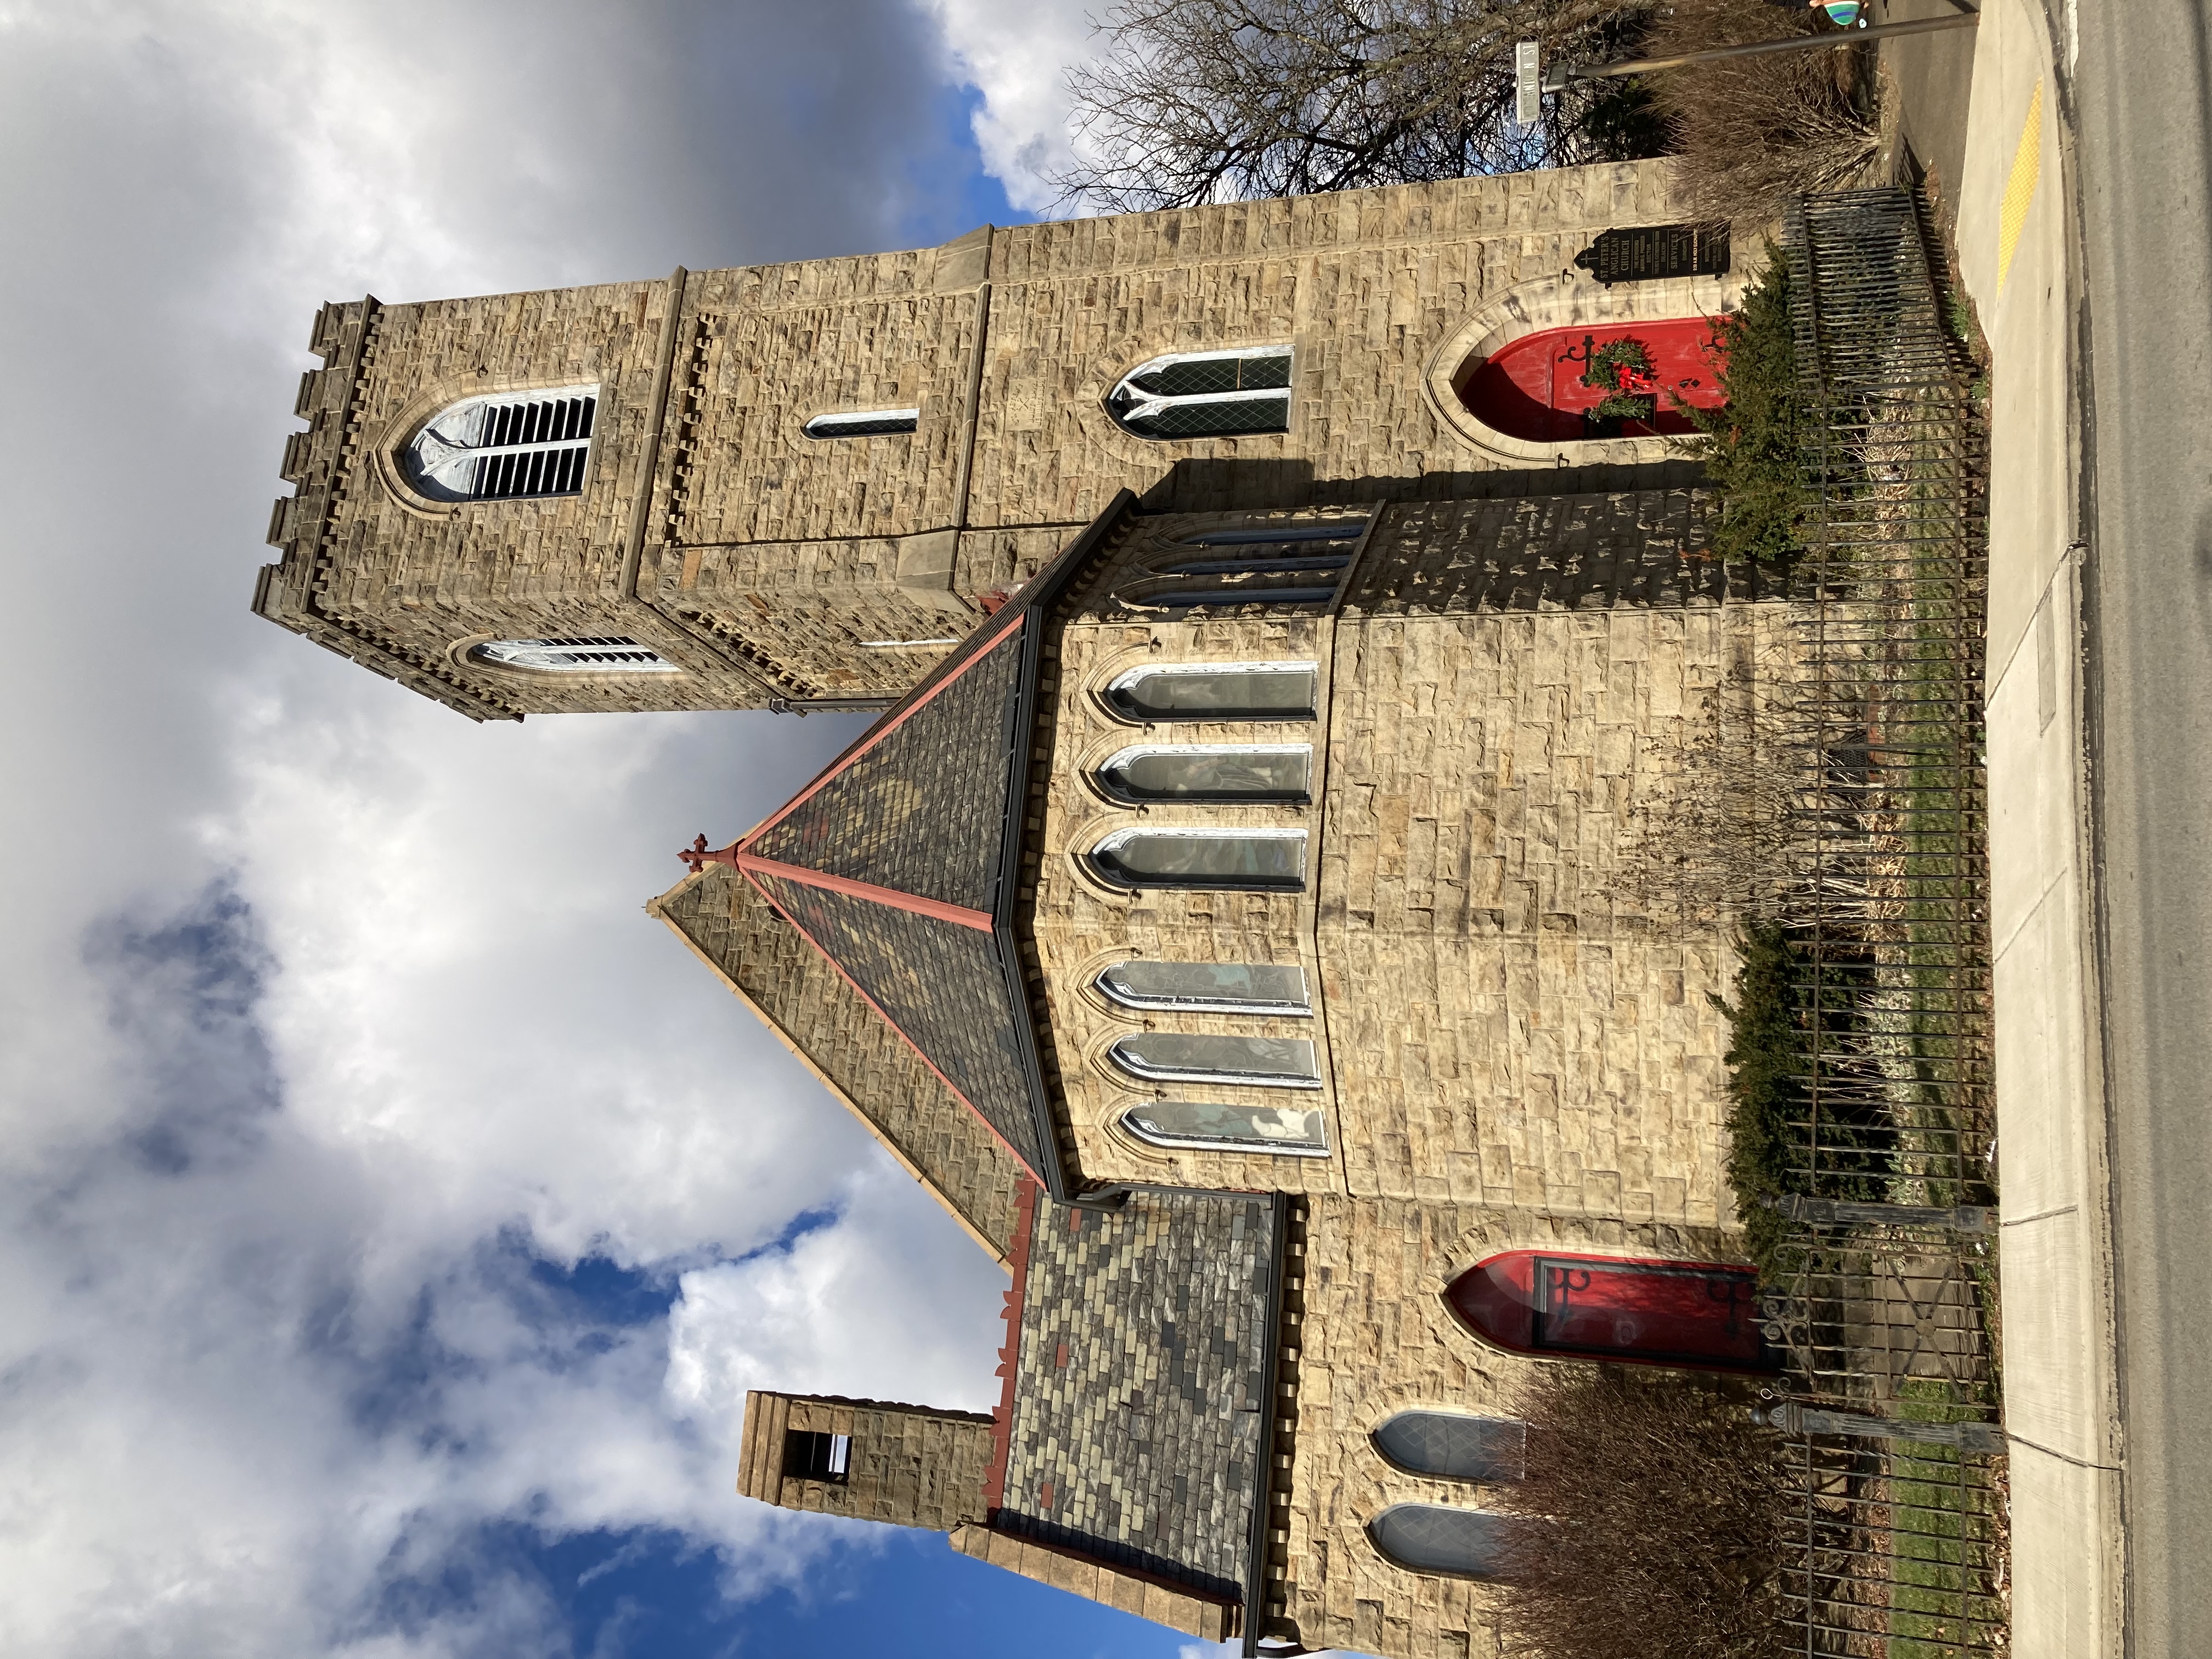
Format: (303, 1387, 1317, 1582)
(1107, 346, 1293, 439)
(469, 636, 679, 673)
(405, 387, 599, 501)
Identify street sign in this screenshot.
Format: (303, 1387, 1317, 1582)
(1515, 40, 1541, 127)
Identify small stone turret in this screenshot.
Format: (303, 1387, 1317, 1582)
(735, 1391, 997, 1531)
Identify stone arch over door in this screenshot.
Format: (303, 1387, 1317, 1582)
(1422, 267, 1748, 468)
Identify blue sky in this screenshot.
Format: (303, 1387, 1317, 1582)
(0, 3, 1218, 1656)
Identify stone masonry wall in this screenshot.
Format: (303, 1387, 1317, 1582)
(1280, 1195, 1749, 1657)
(1318, 599, 1806, 1221)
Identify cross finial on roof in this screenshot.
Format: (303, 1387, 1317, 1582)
(679, 833, 742, 874)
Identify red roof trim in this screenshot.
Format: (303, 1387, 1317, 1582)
(735, 853, 994, 933)
(982, 1177, 1039, 1513)
(738, 605, 1032, 856)
(740, 867, 1045, 1182)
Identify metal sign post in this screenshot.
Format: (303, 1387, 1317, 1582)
(1514, 40, 1541, 127)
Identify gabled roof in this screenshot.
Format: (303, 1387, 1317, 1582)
(649, 864, 1026, 1262)
(737, 621, 1046, 1175)
(699, 490, 1142, 1200)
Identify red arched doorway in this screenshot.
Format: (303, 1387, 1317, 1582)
(1446, 1249, 1776, 1373)
(1456, 318, 1727, 442)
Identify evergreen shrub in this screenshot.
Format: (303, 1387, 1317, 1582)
(1685, 248, 1818, 565)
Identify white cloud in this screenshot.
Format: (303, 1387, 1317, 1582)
(923, 0, 1105, 212)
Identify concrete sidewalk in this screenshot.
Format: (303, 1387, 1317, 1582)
(1937, 0, 2125, 1654)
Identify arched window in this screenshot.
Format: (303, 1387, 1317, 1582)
(1095, 744, 1311, 805)
(1368, 1505, 1514, 1579)
(1107, 346, 1293, 439)
(1121, 1100, 1329, 1156)
(1108, 1033, 1321, 1089)
(469, 637, 680, 673)
(1096, 961, 1310, 1016)
(803, 407, 919, 438)
(1372, 1413, 1526, 1482)
(1088, 827, 1306, 891)
(1124, 579, 1341, 612)
(1103, 662, 1318, 723)
(1445, 1250, 1775, 1373)
(406, 387, 599, 501)
(1176, 522, 1367, 548)
(1160, 553, 1353, 577)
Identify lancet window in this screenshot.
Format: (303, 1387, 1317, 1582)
(1367, 1505, 1514, 1579)
(469, 637, 679, 673)
(1120, 1100, 1329, 1157)
(1095, 961, 1311, 1016)
(405, 387, 599, 501)
(803, 407, 920, 438)
(1094, 743, 1312, 805)
(1087, 827, 1307, 891)
(1107, 345, 1293, 439)
(1131, 582, 1341, 612)
(1103, 662, 1318, 723)
(1108, 1032, 1321, 1089)
(1371, 1413, 1527, 1482)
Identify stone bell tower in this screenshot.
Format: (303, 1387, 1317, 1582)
(254, 246, 1005, 721)
(256, 159, 1724, 720)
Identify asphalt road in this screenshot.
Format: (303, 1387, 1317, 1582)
(2073, 4, 2212, 1654)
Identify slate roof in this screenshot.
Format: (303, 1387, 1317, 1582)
(991, 1190, 1283, 1606)
(735, 618, 1050, 1178)
(747, 624, 1026, 912)
(648, 864, 1026, 1259)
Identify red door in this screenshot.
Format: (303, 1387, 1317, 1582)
(1457, 318, 1728, 441)
(1446, 1249, 1776, 1373)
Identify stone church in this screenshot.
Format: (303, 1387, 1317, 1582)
(257, 157, 1790, 1657)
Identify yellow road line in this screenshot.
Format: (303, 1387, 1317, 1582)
(1997, 79, 2044, 295)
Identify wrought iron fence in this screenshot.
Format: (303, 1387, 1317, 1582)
(1754, 189, 2004, 1657)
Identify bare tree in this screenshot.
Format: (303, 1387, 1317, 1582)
(1053, 0, 1666, 213)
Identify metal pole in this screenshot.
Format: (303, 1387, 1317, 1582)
(1545, 11, 1978, 86)
(1755, 1401, 2006, 1453)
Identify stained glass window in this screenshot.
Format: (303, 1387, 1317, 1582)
(1103, 662, 1318, 723)
(1372, 1413, 1526, 1482)
(1095, 744, 1312, 804)
(1121, 1100, 1329, 1156)
(1088, 827, 1307, 891)
(1096, 961, 1311, 1015)
(1108, 1032, 1321, 1088)
(803, 407, 919, 438)
(1107, 346, 1293, 439)
(1368, 1505, 1514, 1579)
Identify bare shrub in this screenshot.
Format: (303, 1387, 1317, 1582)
(1618, 665, 1881, 927)
(1490, 1367, 1790, 1659)
(1645, 0, 1881, 221)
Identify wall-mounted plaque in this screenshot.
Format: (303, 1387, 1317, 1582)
(1573, 222, 1732, 285)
